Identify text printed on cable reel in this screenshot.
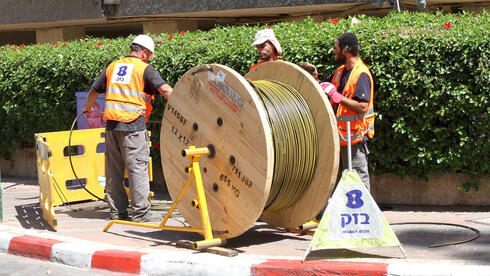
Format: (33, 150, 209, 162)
(171, 126, 190, 146)
(219, 173, 240, 198)
(208, 71, 244, 113)
(231, 165, 253, 188)
(166, 103, 188, 126)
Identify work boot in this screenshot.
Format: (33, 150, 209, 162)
(109, 212, 129, 221)
(132, 211, 162, 222)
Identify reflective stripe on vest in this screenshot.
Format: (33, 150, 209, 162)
(107, 87, 152, 103)
(104, 57, 153, 123)
(331, 59, 375, 146)
(337, 108, 374, 121)
(105, 102, 146, 115)
(338, 131, 363, 142)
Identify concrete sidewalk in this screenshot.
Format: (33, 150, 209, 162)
(1, 177, 490, 275)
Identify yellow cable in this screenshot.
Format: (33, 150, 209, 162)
(249, 80, 318, 212)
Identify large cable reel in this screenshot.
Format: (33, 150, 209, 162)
(160, 61, 339, 239)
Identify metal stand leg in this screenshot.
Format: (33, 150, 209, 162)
(347, 121, 352, 172)
(104, 146, 225, 250)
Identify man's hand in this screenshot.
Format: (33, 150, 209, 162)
(83, 89, 100, 114)
(82, 105, 93, 113)
(158, 84, 173, 99)
(321, 82, 343, 104)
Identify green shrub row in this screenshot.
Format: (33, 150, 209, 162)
(0, 11, 488, 184)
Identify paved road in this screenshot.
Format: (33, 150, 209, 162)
(1, 177, 490, 267)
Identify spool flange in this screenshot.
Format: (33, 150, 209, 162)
(161, 62, 338, 239)
(245, 61, 339, 228)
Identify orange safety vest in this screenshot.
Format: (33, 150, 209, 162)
(330, 59, 375, 146)
(249, 59, 282, 72)
(103, 57, 154, 123)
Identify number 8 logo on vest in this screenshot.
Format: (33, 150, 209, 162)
(117, 66, 128, 76)
(111, 63, 135, 85)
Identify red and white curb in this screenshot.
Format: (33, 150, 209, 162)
(0, 226, 489, 276)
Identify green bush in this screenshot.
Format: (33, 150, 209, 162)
(0, 11, 488, 183)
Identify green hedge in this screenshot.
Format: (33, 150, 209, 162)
(1, 11, 488, 185)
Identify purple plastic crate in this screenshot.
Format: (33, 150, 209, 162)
(75, 91, 106, 154)
(75, 91, 106, 129)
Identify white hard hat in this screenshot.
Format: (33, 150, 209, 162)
(132, 34, 155, 58)
(252, 29, 282, 56)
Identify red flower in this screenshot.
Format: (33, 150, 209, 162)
(62, 42, 66, 46)
(20, 44, 25, 48)
(14, 46, 17, 52)
(330, 18, 339, 24)
(108, 39, 111, 43)
(1, 49, 5, 52)
(82, 38, 87, 42)
(153, 142, 160, 149)
(167, 34, 174, 40)
(268, 25, 272, 29)
(97, 41, 101, 47)
(180, 31, 186, 35)
(52, 43, 58, 47)
(444, 22, 451, 29)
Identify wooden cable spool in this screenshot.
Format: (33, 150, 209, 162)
(160, 61, 339, 239)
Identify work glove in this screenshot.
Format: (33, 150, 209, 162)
(321, 82, 343, 104)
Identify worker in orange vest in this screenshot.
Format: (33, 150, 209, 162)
(83, 35, 173, 222)
(321, 33, 375, 191)
(249, 29, 283, 72)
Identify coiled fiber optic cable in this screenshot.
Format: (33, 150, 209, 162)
(249, 80, 318, 212)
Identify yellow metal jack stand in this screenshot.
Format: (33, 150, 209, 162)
(288, 219, 319, 235)
(104, 145, 225, 250)
(300, 219, 319, 231)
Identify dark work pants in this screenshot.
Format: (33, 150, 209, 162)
(339, 141, 370, 191)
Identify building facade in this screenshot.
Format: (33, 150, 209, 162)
(1, 0, 488, 44)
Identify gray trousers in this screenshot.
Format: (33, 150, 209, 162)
(317, 141, 371, 220)
(339, 141, 370, 191)
(105, 130, 150, 221)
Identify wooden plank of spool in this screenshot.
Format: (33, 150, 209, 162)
(175, 240, 238, 257)
(245, 61, 339, 228)
(160, 64, 274, 239)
